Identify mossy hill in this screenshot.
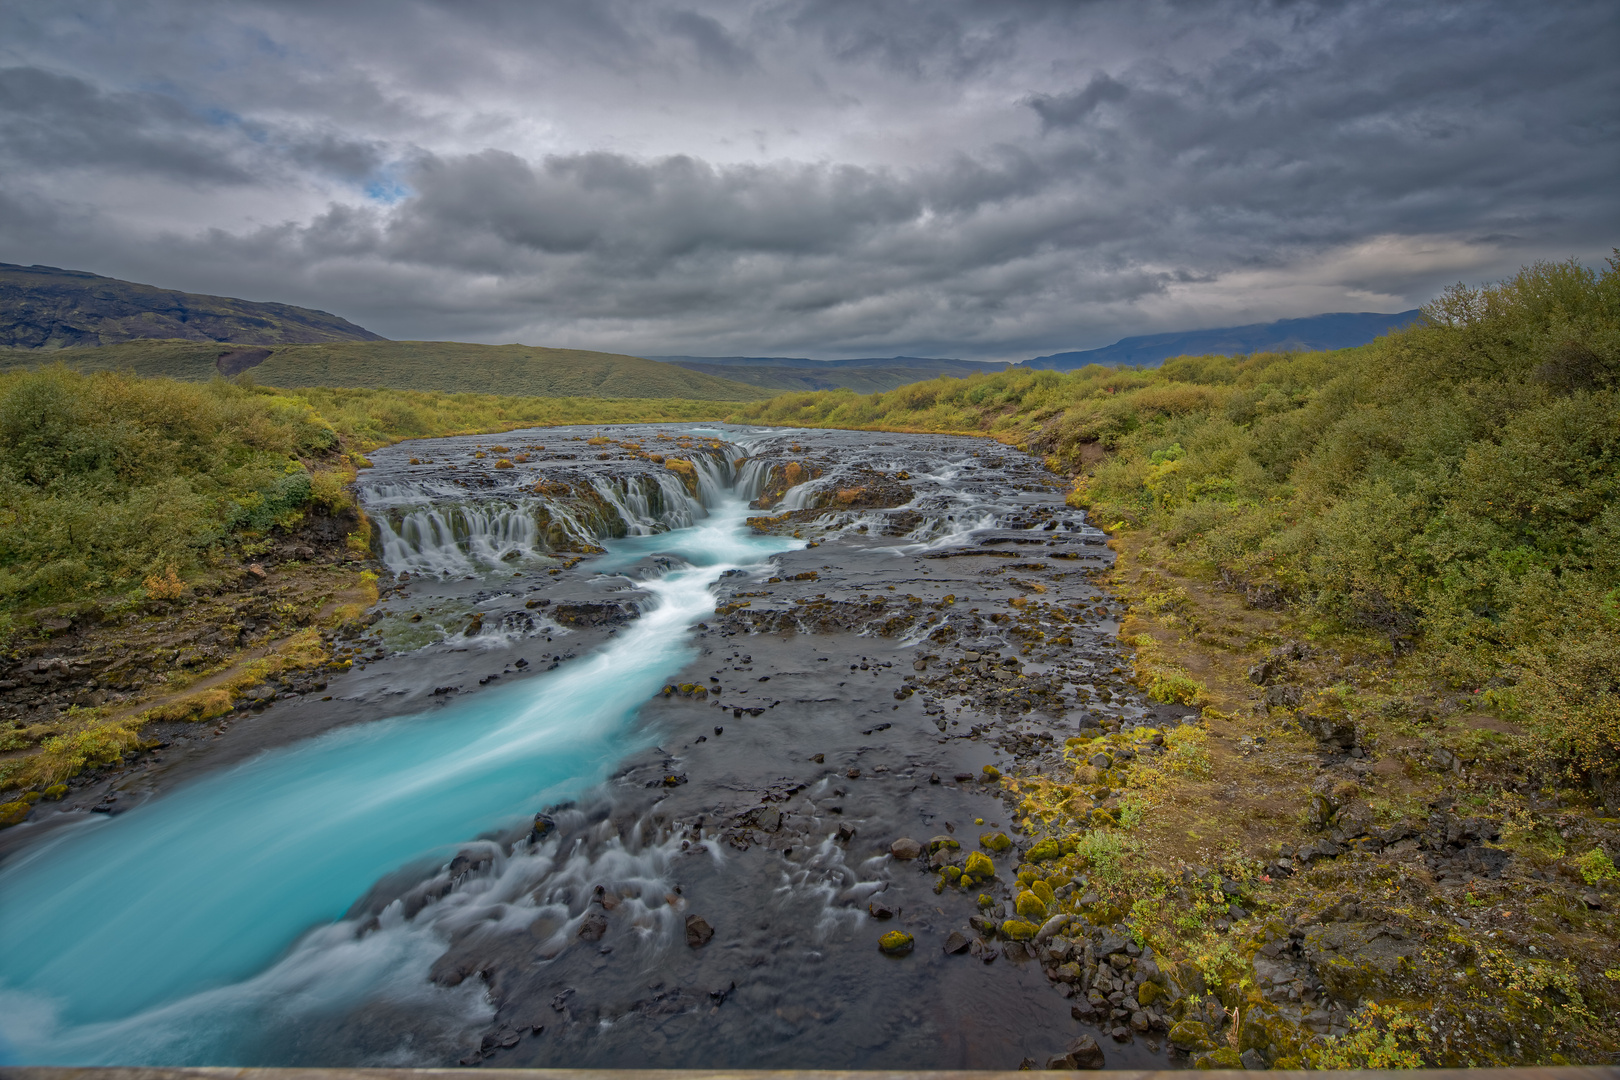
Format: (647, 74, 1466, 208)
(0, 262, 384, 348)
(0, 338, 774, 401)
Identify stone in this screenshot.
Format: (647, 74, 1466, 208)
(1241, 1049, 1267, 1070)
(1016, 890, 1049, 918)
(1001, 917, 1038, 941)
(1088, 752, 1112, 769)
(1053, 1036, 1105, 1070)
(685, 914, 715, 948)
(577, 913, 608, 941)
(890, 837, 924, 859)
(965, 850, 996, 878)
(868, 900, 896, 919)
(1095, 932, 1131, 957)
(944, 930, 971, 954)
(1167, 1019, 1213, 1052)
(757, 807, 782, 832)
(1199, 1048, 1243, 1069)
(980, 831, 1013, 852)
(878, 930, 915, 955)
(530, 813, 557, 841)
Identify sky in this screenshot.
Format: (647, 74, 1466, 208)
(0, 0, 1615, 361)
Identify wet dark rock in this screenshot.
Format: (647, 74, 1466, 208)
(685, 914, 714, 948)
(530, 813, 556, 841)
(943, 930, 971, 954)
(577, 913, 608, 941)
(868, 900, 896, 919)
(551, 601, 639, 627)
(1056, 1035, 1106, 1069)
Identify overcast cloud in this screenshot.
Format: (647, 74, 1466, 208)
(0, 0, 1614, 359)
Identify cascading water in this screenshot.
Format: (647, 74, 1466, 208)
(0, 433, 796, 1065)
(0, 424, 1151, 1071)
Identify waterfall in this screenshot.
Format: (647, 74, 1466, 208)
(364, 444, 746, 577)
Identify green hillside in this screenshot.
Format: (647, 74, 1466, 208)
(0, 262, 383, 348)
(0, 338, 774, 401)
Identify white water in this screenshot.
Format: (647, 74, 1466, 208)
(0, 488, 800, 1065)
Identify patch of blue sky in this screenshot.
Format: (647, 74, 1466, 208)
(366, 176, 412, 204)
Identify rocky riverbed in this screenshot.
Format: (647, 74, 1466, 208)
(3, 422, 1614, 1070)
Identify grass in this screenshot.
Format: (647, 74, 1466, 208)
(0, 338, 774, 400)
(731, 255, 1620, 801)
(0, 367, 739, 629)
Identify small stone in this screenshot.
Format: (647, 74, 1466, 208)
(890, 837, 924, 859)
(685, 914, 714, 948)
(943, 930, 971, 954)
(577, 913, 607, 941)
(811, 753, 825, 763)
(878, 930, 915, 955)
(868, 900, 896, 919)
(1241, 1049, 1266, 1070)
(246, 563, 267, 578)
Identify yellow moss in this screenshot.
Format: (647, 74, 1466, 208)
(1001, 918, 1038, 941)
(878, 930, 914, 954)
(979, 831, 1012, 852)
(965, 850, 996, 878)
(1016, 890, 1049, 918)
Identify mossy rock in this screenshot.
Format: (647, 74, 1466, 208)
(1138, 981, 1165, 1007)
(1000, 918, 1038, 941)
(1272, 1056, 1303, 1070)
(979, 831, 1012, 852)
(1031, 880, 1055, 907)
(1089, 808, 1117, 828)
(942, 865, 962, 881)
(1195, 1048, 1243, 1070)
(965, 851, 995, 878)
(0, 801, 31, 827)
(43, 784, 69, 800)
(928, 835, 961, 852)
(977, 893, 997, 909)
(1016, 890, 1048, 918)
(1239, 1014, 1275, 1053)
(1026, 837, 1063, 862)
(878, 930, 914, 955)
(1168, 1020, 1215, 1052)
(981, 765, 1001, 781)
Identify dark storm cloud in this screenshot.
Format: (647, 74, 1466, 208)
(0, 0, 1613, 359)
(1027, 75, 1129, 131)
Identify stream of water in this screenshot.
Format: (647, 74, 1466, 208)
(0, 440, 796, 1063)
(0, 424, 1173, 1070)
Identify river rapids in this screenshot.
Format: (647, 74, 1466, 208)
(0, 424, 1194, 1069)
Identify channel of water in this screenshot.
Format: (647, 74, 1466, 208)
(0, 424, 1170, 1070)
(0, 438, 795, 1063)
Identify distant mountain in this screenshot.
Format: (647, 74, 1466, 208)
(0, 262, 385, 348)
(1021, 310, 1425, 371)
(650, 355, 1008, 394)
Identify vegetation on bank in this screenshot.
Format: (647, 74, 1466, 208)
(734, 256, 1620, 805)
(0, 338, 774, 401)
(0, 367, 735, 629)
